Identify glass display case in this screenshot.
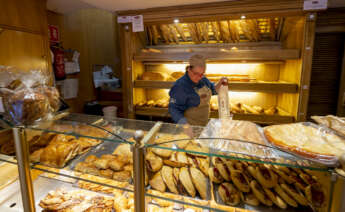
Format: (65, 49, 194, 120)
(0, 113, 344, 212)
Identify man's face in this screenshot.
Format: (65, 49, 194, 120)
(188, 66, 205, 83)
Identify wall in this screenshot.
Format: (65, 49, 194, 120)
(47, 9, 121, 112)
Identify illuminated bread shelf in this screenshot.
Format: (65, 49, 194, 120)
(134, 80, 298, 93)
(134, 49, 300, 62)
(135, 106, 294, 124)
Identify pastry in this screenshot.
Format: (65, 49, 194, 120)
(94, 158, 110, 170)
(75, 162, 100, 176)
(231, 170, 250, 192)
(173, 168, 185, 194)
(240, 192, 260, 206)
(197, 157, 209, 177)
(255, 165, 278, 188)
(85, 155, 98, 163)
(311, 115, 345, 137)
(179, 167, 196, 197)
(161, 166, 178, 194)
(163, 151, 188, 168)
(151, 144, 173, 158)
(112, 170, 131, 182)
(190, 167, 207, 200)
(215, 162, 231, 181)
(141, 72, 167, 81)
(250, 180, 273, 206)
(264, 123, 345, 160)
(264, 188, 287, 209)
(149, 172, 166, 192)
(185, 142, 208, 157)
(305, 184, 326, 208)
(218, 183, 241, 206)
(77, 174, 128, 194)
(109, 157, 127, 171)
(99, 169, 114, 179)
(281, 183, 308, 206)
(274, 184, 298, 207)
(113, 143, 132, 163)
(208, 167, 223, 183)
(299, 172, 318, 185)
(272, 168, 295, 184)
(146, 151, 163, 172)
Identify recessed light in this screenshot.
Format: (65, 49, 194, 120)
(174, 19, 179, 23)
(241, 15, 246, 19)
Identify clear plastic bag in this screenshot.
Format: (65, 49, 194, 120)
(0, 67, 60, 126)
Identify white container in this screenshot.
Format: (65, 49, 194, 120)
(103, 106, 117, 121)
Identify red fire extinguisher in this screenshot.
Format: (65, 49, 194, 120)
(51, 46, 66, 80)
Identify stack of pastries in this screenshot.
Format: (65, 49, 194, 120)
(210, 102, 279, 115)
(74, 143, 133, 182)
(209, 156, 326, 209)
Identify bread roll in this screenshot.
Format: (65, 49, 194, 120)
(141, 72, 166, 81)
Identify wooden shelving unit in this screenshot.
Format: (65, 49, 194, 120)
(135, 106, 294, 124)
(134, 80, 298, 93)
(134, 49, 300, 62)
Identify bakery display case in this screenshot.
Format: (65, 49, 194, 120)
(0, 113, 345, 211)
(118, 1, 316, 124)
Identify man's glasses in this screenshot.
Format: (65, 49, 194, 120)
(190, 69, 205, 77)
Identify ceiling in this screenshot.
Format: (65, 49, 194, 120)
(47, 0, 345, 14)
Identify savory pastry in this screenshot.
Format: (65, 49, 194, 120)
(197, 157, 209, 177)
(250, 180, 273, 206)
(231, 170, 250, 192)
(113, 143, 133, 163)
(281, 183, 308, 206)
(77, 174, 128, 194)
(163, 151, 188, 168)
(30, 148, 44, 163)
(85, 155, 98, 163)
(151, 144, 173, 158)
(255, 165, 278, 188)
(247, 165, 257, 179)
(112, 170, 131, 182)
(208, 167, 224, 183)
(179, 167, 196, 197)
(290, 175, 308, 191)
(272, 168, 295, 184)
(240, 192, 260, 206)
(185, 142, 208, 157)
(299, 172, 318, 185)
(273, 184, 298, 207)
(173, 168, 184, 194)
(149, 172, 166, 192)
(94, 158, 110, 170)
(99, 169, 114, 179)
(190, 167, 207, 200)
(264, 188, 287, 209)
(218, 183, 241, 206)
(305, 184, 326, 208)
(161, 166, 178, 194)
(108, 155, 128, 171)
(146, 151, 163, 172)
(215, 162, 231, 181)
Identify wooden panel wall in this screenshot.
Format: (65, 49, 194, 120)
(47, 9, 120, 112)
(0, 0, 52, 80)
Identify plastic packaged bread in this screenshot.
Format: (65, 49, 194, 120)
(311, 115, 345, 137)
(264, 122, 345, 165)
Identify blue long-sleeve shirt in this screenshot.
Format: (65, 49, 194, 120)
(168, 72, 217, 124)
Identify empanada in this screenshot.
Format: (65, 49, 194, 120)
(149, 172, 166, 192)
(179, 167, 196, 197)
(190, 167, 207, 199)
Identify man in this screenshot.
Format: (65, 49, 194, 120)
(168, 54, 227, 126)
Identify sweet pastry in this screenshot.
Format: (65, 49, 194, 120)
(75, 162, 100, 176)
(172, 168, 184, 194)
(255, 165, 278, 188)
(250, 180, 273, 206)
(281, 183, 308, 206)
(149, 172, 166, 192)
(273, 184, 298, 207)
(215, 162, 231, 181)
(161, 166, 178, 194)
(208, 167, 223, 183)
(163, 151, 188, 168)
(113, 143, 133, 163)
(231, 170, 250, 192)
(179, 167, 196, 197)
(240, 192, 260, 206)
(190, 167, 207, 200)
(94, 158, 110, 170)
(272, 168, 295, 184)
(99, 169, 114, 179)
(196, 157, 209, 177)
(264, 123, 345, 160)
(108, 156, 127, 171)
(146, 151, 163, 172)
(264, 188, 287, 209)
(299, 172, 318, 185)
(112, 170, 131, 182)
(151, 144, 173, 158)
(85, 155, 98, 163)
(77, 174, 128, 194)
(218, 183, 241, 206)
(305, 184, 326, 208)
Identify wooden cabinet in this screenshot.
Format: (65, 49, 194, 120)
(0, 0, 47, 33)
(0, 29, 47, 72)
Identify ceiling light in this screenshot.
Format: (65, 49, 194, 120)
(241, 15, 246, 19)
(174, 19, 179, 23)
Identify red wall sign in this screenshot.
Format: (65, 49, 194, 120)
(48, 25, 60, 43)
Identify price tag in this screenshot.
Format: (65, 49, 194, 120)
(0, 97, 4, 113)
(117, 16, 132, 23)
(304, 0, 327, 11)
(132, 15, 144, 32)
